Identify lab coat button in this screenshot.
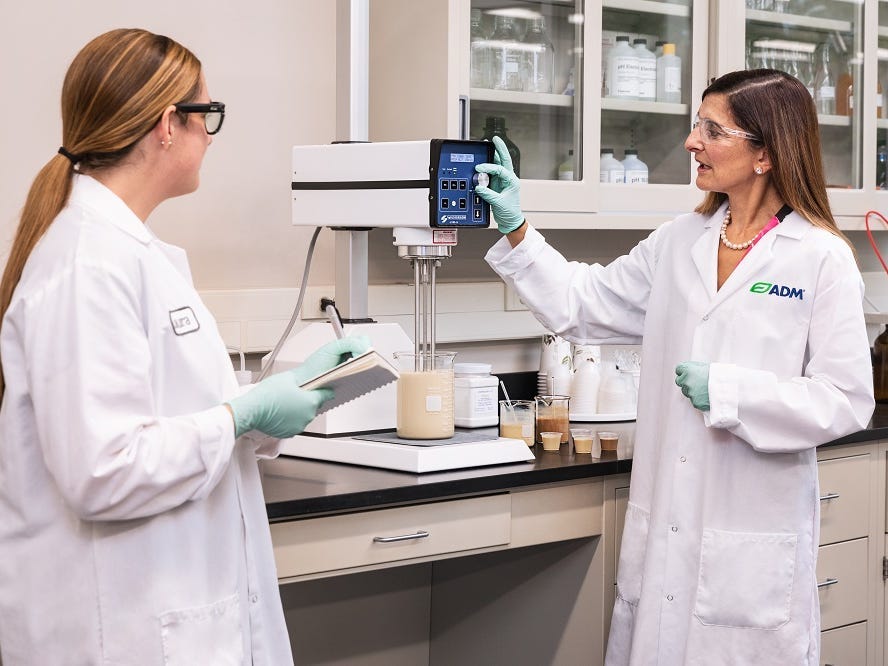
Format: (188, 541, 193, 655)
(702, 314, 710, 321)
(250, 594, 259, 604)
(671, 525, 678, 532)
(679, 456, 686, 462)
(666, 594, 674, 601)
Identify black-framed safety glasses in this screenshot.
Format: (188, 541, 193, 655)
(174, 101, 225, 135)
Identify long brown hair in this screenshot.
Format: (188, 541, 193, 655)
(0, 29, 202, 399)
(695, 69, 850, 246)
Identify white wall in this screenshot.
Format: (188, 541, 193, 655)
(4, 3, 887, 372)
(0, 0, 340, 289)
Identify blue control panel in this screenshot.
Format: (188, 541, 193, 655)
(429, 139, 494, 228)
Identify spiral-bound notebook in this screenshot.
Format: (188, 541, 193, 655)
(299, 348, 399, 415)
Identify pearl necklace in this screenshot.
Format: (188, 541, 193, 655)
(719, 208, 755, 251)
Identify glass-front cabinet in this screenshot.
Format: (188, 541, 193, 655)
(369, 1, 888, 229)
(370, 0, 597, 219)
(598, 0, 708, 218)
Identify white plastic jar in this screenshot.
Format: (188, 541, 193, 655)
(453, 363, 499, 427)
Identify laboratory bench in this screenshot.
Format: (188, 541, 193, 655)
(262, 411, 888, 666)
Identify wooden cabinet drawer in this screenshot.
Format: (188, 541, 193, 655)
(817, 454, 870, 545)
(816, 537, 868, 631)
(271, 493, 511, 578)
(820, 621, 866, 666)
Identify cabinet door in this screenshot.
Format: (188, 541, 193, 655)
(817, 453, 870, 545)
(877, 4, 888, 214)
(820, 621, 867, 666)
(817, 537, 869, 631)
(713, 1, 874, 221)
(599, 0, 710, 218)
(370, 0, 599, 215)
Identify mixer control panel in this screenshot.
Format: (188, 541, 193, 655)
(429, 139, 494, 228)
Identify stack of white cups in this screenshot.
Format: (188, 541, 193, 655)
(570, 345, 601, 417)
(539, 334, 572, 395)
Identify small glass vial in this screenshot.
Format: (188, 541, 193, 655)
(453, 363, 499, 427)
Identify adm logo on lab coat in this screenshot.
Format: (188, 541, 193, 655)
(750, 281, 805, 300)
(169, 306, 200, 336)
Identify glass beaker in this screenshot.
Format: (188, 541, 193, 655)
(499, 399, 535, 447)
(393, 351, 456, 439)
(535, 394, 570, 444)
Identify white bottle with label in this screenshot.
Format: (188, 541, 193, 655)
(599, 148, 624, 183)
(622, 149, 649, 184)
(606, 36, 638, 100)
(656, 43, 682, 103)
(633, 38, 657, 102)
(453, 363, 499, 427)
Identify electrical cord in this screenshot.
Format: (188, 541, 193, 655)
(256, 226, 323, 382)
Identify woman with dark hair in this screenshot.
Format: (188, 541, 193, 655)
(476, 69, 874, 664)
(0, 29, 367, 664)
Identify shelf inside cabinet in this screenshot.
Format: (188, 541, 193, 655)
(746, 9, 852, 33)
(471, 88, 574, 109)
(602, 0, 690, 18)
(602, 99, 688, 116)
(819, 114, 852, 127)
(878, 119, 888, 129)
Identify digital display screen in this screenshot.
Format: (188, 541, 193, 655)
(450, 153, 474, 163)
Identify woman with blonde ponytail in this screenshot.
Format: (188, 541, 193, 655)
(0, 29, 366, 665)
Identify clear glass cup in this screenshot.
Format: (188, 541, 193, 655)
(499, 399, 535, 447)
(535, 394, 570, 444)
(393, 351, 456, 439)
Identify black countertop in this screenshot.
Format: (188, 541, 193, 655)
(261, 404, 888, 523)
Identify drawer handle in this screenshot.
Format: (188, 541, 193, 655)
(817, 577, 839, 589)
(372, 530, 430, 544)
(819, 492, 840, 501)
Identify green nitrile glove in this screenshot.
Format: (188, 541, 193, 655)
(290, 335, 372, 384)
(475, 136, 525, 234)
(674, 361, 711, 412)
(227, 372, 333, 438)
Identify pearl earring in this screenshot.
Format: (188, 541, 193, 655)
(755, 166, 763, 174)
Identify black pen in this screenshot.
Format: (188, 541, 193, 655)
(325, 303, 353, 361)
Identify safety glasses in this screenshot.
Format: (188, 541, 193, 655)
(174, 101, 225, 135)
(692, 114, 759, 144)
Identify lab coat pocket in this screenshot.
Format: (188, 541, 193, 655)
(615, 502, 650, 606)
(694, 528, 797, 630)
(160, 593, 244, 665)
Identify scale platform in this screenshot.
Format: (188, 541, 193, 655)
(278, 431, 535, 473)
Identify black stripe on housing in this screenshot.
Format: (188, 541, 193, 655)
(291, 179, 430, 190)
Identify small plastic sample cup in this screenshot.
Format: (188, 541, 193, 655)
(540, 431, 562, 452)
(571, 428, 594, 454)
(598, 430, 620, 452)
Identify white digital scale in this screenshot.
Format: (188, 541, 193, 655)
(279, 433, 534, 474)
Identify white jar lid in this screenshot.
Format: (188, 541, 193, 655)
(453, 362, 492, 375)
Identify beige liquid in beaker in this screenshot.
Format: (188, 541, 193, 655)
(397, 369, 455, 439)
(500, 422, 535, 447)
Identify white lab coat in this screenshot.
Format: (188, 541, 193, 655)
(0, 175, 293, 665)
(486, 205, 874, 665)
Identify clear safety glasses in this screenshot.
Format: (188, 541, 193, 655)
(692, 114, 759, 144)
(174, 101, 226, 135)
